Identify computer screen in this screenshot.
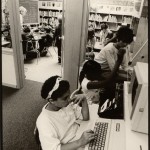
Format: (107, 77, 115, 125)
(131, 76, 138, 106)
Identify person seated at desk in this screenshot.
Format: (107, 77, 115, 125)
(95, 26, 134, 82)
(99, 23, 113, 46)
(38, 22, 53, 33)
(21, 26, 36, 51)
(36, 76, 95, 150)
(38, 28, 53, 56)
(2, 24, 12, 48)
(79, 50, 125, 105)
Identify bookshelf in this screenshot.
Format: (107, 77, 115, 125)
(39, 0, 63, 27)
(87, 0, 141, 47)
(89, 12, 132, 28)
(89, 12, 133, 39)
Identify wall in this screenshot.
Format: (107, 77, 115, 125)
(131, 0, 148, 66)
(62, 0, 88, 92)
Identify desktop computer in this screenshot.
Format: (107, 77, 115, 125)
(75, 117, 125, 150)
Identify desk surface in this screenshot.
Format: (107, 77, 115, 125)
(2, 47, 13, 55)
(94, 42, 104, 50)
(2, 40, 10, 46)
(33, 33, 46, 40)
(73, 83, 148, 150)
(75, 104, 126, 150)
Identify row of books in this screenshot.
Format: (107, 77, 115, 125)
(39, 11, 62, 17)
(40, 17, 59, 26)
(89, 21, 130, 31)
(89, 14, 132, 24)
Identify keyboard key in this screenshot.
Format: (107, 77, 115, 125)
(88, 122, 108, 150)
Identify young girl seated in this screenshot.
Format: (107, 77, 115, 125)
(79, 60, 102, 104)
(36, 76, 95, 150)
(79, 48, 126, 104)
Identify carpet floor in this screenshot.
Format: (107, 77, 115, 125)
(2, 79, 46, 150)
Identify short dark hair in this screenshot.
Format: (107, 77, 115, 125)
(23, 27, 31, 33)
(116, 26, 134, 44)
(45, 28, 51, 33)
(79, 60, 101, 83)
(41, 76, 70, 100)
(101, 23, 108, 30)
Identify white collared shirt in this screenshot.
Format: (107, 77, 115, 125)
(95, 43, 128, 71)
(36, 103, 82, 150)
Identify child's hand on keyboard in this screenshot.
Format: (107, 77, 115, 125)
(79, 130, 95, 146)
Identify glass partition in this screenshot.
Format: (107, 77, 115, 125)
(2, 0, 24, 88)
(2, 0, 12, 48)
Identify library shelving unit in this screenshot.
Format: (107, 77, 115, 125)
(88, 0, 135, 41)
(38, 0, 63, 27)
(89, 11, 133, 40)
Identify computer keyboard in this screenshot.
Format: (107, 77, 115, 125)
(88, 122, 109, 150)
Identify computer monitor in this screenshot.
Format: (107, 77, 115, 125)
(128, 62, 148, 134)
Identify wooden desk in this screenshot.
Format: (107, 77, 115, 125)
(75, 104, 126, 150)
(73, 82, 148, 150)
(94, 42, 104, 51)
(2, 40, 10, 46)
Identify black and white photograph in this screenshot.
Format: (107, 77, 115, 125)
(1, 0, 148, 150)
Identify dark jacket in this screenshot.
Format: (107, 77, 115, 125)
(54, 24, 62, 46)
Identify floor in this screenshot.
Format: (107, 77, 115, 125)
(24, 46, 62, 83)
(23, 46, 101, 83)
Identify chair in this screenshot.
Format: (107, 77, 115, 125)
(41, 34, 53, 57)
(42, 46, 53, 57)
(34, 126, 42, 150)
(22, 40, 40, 64)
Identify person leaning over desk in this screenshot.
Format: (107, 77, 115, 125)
(95, 26, 134, 82)
(21, 26, 36, 53)
(79, 49, 126, 105)
(36, 76, 95, 150)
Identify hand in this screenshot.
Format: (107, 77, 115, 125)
(79, 130, 95, 146)
(71, 94, 87, 105)
(117, 48, 126, 63)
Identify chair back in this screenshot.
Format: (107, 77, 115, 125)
(44, 34, 53, 47)
(22, 40, 28, 54)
